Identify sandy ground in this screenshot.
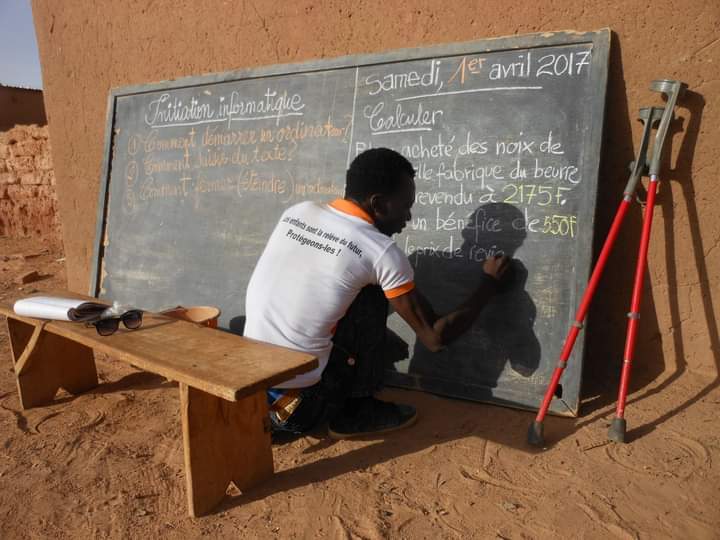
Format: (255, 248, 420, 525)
(0, 235, 718, 539)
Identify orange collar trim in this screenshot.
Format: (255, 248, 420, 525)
(329, 199, 374, 225)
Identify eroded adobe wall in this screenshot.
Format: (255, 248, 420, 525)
(30, 0, 719, 383)
(0, 124, 61, 243)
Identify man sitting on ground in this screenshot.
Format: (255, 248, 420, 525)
(244, 148, 508, 439)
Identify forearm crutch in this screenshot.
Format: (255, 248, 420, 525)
(608, 79, 687, 442)
(527, 79, 686, 447)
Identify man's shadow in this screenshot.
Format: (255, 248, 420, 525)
(399, 203, 540, 401)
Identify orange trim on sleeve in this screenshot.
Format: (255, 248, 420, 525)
(384, 281, 415, 299)
(329, 199, 374, 224)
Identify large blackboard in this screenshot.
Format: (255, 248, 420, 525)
(91, 30, 610, 416)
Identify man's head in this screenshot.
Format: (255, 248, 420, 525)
(345, 148, 416, 236)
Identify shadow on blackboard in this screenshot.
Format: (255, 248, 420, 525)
(403, 203, 540, 400)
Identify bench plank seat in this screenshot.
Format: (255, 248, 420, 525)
(0, 300, 317, 402)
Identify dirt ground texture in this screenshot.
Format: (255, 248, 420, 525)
(0, 235, 717, 538)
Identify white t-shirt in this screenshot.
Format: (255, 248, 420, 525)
(244, 199, 415, 388)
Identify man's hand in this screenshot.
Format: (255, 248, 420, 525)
(483, 255, 510, 280)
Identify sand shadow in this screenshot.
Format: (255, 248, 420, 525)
(215, 387, 577, 514)
(89, 370, 171, 395)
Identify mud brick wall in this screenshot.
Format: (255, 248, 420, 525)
(0, 124, 61, 243)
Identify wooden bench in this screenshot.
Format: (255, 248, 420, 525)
(0, 294, 317, 517)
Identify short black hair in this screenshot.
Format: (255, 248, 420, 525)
(345, 148, 415, 200)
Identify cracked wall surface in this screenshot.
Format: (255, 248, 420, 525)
(30, 0, 719, 383)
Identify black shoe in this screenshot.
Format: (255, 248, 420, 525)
(269, 385, 326, 441)
(327, 397, 417, 439)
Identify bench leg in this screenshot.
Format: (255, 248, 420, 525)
(6, 317, 98, 409)
(180, 383, 274, 517)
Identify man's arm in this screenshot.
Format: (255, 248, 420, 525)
(388, 256, 509, 352)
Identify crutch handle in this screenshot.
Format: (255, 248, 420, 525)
(624, 107, 663, 198)
(648, 80, 687, 176)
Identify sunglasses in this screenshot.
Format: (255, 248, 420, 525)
(86, 310, 144, 336)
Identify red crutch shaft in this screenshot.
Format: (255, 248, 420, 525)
(615, 174, 659, 418)
(533, 195, 633, 423)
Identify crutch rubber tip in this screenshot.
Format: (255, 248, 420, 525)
(608, 418, 627, 443)
(527, 421, 545, 447)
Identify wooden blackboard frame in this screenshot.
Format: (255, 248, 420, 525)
(90, 29, 611, 416)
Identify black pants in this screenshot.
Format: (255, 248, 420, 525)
(323, 284, 390, 399)
(273, 285, 395, 433)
